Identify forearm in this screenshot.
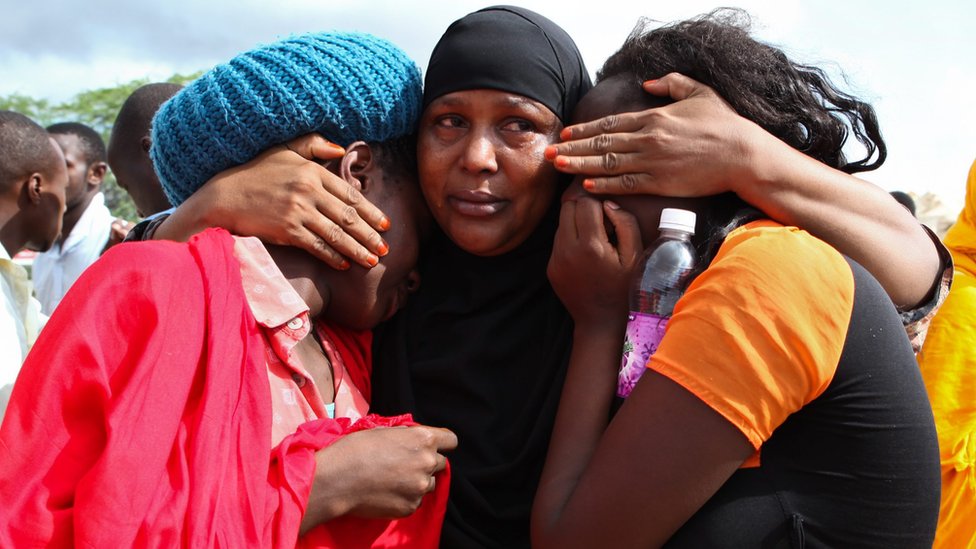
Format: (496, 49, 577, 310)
(533, 319, 624, 548)
(736, 128, 940, 309)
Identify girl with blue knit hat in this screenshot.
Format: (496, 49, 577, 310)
(0, 31, 456, 548)
(130, 6, 950, 548)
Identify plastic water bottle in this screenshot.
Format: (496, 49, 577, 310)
(616, 208, 697, 399)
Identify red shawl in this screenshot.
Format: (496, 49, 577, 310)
(0, 228, 447, 548)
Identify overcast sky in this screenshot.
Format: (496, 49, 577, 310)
(3, 0, 974, 215)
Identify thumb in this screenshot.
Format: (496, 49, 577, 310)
(643, 72, 708, 102)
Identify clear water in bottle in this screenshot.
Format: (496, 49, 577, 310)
(617, 208, 697, 399)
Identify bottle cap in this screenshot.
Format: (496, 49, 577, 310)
(658, 208, 696, 234)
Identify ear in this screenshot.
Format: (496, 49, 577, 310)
(26, 174, 44, 205)
(140, 135, 152, 154)
(338, 141, 374, 192)
(88, 161, 108, 187)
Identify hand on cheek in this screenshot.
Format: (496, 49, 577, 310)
(547, 197, 642, 324)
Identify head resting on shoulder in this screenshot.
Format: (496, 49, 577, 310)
(150, 31, 426, 329)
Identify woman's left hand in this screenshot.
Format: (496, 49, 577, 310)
(546, 72, 765, 198)
(547, 196, 642, 324)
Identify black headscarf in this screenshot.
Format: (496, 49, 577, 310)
(371, 6, 591, 548)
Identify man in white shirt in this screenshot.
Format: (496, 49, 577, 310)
(33, 123, 115, 315)
(0, 111, 68, 416)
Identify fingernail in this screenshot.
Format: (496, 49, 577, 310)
(544, 145, 558, 161)
(377, 240, 389, 256)
(366, 254, 379, 267)
(339, 260, 351, 270)
(328, 142, 346, 153)
(378, 217, 391, 231)
(560, 128, 573, 141)
(604, 200, 620, 210)
(583, 179, 596, 191)
(643, 79, 659, 87)
(554, 156, 570, 169)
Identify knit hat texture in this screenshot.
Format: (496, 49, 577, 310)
(150, 32, 422, 206)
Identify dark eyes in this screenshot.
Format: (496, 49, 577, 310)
(434, 115, 466, 129)
(432, 115, 535, 133)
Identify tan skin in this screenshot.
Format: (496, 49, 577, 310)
(532, 77, 764, 548)
(246, 142, 456, 534)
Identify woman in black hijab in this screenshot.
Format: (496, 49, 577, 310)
(370, 6, 591, 547)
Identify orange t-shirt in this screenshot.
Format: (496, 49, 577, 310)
(650, 221, 853, 456)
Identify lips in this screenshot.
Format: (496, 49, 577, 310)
(447, 189, 508, 217)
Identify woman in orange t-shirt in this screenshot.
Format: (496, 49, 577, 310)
(534, 11, 941, 547)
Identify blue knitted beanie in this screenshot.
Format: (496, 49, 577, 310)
(150, 32, 422, 206)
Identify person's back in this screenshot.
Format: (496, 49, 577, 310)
(32, 122, 112, 314)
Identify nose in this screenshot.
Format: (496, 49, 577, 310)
(460, 129, 498, 174)
(405, 269, 422, 293)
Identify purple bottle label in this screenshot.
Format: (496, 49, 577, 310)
(617, 312, 669, 398)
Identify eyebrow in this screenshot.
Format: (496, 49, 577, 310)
(434, 91, 546, 114)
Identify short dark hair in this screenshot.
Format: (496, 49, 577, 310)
(108, 83, 182, 159)
(47, 121, 106, 165)
(0, 110, 61, 191)
(599, 9, 886, 175)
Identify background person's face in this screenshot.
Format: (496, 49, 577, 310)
(50, 133, 92, 211)
(418, 89, 562, 256)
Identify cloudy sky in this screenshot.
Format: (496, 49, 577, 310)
(3, 0, 974, 214)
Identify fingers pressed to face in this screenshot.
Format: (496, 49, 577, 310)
(582, 174, 662, 196)
(644, 72, 702, 102)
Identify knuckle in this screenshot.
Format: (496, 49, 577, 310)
(340, 205, 358, 227)
(344, 185, 362, 205)
(621, 173, 639, 192)
(593, 134, 613, 153)
(601, 152, 620, 172)
(599, 114, 619, 132)
(325, 224, 343, 244)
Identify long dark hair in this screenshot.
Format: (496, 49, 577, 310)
(599, 9, 887, 268)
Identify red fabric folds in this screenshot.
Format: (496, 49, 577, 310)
(0, 228, 447, 548)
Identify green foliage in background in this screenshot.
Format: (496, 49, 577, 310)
(0, 72, 202, 221)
